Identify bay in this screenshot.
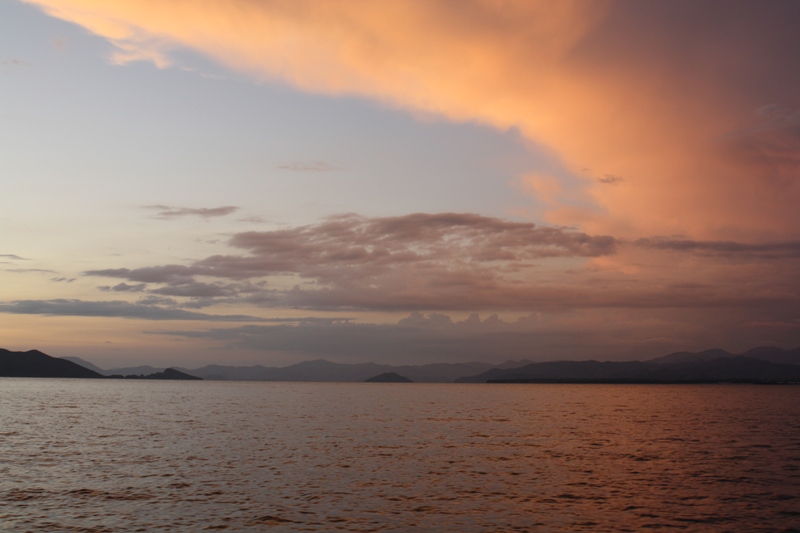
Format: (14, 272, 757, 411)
(1, 379, 799, 532)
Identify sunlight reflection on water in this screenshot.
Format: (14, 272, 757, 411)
(1, 379, 799, 532)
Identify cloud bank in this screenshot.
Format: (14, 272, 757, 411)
(23, 0, 800, 241)
(154, 308, 800, 364)
(144, 205, 239, 219)
(83, 213, 628, 311)
(0, 299, 266, 322)
(74, 212, 799, 315)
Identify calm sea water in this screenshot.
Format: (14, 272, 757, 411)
(1, 379, 798, 532)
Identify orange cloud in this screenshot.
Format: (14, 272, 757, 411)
(25, 0, 800, 240)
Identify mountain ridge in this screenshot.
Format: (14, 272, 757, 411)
(1, 349, 103, 378)
(456, 348, 800, 384)
(4, 345, 796, 383)
(1, 349, 201, 380)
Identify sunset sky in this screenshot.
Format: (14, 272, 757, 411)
(2, 0, 798, 368)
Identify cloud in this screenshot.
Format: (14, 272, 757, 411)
(88, 213, 620, 284)
(634, 237, 800, 259)
(78, 212, 800, 313)
(597, 174, 624, 185)
(7, 268, 57, 274)
(51, 277, 76, 283)
(83, 212, 623, 310)
(98, 282, 147, 292)
(149, 280, 239, 298)
(22, 0, 800, 240)
(239, 216, 267, 224)
(0, 299, 265, 322)
(143, 205, 239, 219)
(277, 161, 343, 172)
(0, 254, 29, 260)
(136, 295, 178, 306)
(152, 309, 800, 364)
(87, 265, 197, 283)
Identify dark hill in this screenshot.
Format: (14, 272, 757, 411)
(0, 349, 103, 378)
(456, 360, 651, 383)
(179, 359, 492, 382)
(365, 372, 413, 383)
(648, 346, 800, 366)
(457, 356, 800, 384)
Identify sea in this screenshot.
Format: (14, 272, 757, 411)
(1, 379, 798, 532)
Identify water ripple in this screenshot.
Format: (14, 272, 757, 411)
(1, 380, 798, 532)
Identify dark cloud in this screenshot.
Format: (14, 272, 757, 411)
(597, 174, 624, 185)
(137, 295, 179, 307)
(98, 282, 147, 292)
(7, 268, 57, 274)
(87, 266, 267, 306)
(277, 161, 343, 172)
(80, 212, 800, 312)
(86, 214, 619, 285)
(86, 265, 197, 283)
(0, 299, 265, 322)
(634, 237, 800, 259)
(273, 283, 795, 312)
(150, 280, 238, 298)
(51, 277, 76, 283)
(0, 254, 29, 260)
(144, 205, 239, 219)
(223, 212, 617, 270)
(83, 213, 622, 310)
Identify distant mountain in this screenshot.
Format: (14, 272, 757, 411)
(34, 345, 800, 384)
(1, 349, 103, 378)
(105, 365, 166, 376)
(495, 359, 536, 369)
(173, 364, 273, 381)
(457, 356, 800, 384)
(60, 356, 106, 374)
(177, 360, 493, 383)
(457, 360, 652, 383)
(648, 346, 800, 366)
(365, 372, 413, 383)
(396, 362, 494, 382)
(111, 368, 202, 380)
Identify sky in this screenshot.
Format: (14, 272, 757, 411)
(1, 0, 798, 368)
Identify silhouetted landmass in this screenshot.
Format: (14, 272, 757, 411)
(111, 368, 202, 380)
(648, 346, 800, 366)
(457, 356, 800, 384)
(13, 345, 799, 384)
(104, 365, 165, 376)
(1, 349, 103, 378)
(0, 349, 201, 380)
(172, 360, 494, 382)
(365, 372, 413, 383)
(60, 356, 106, 374)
